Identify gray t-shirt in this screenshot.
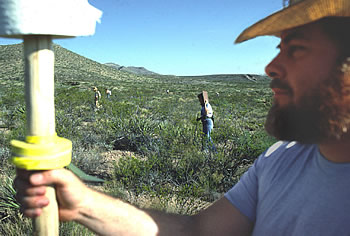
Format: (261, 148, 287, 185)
(225, 141, 350, 235)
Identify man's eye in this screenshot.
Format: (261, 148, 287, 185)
(288, 45, 305, 56)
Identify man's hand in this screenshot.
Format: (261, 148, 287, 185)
(14, 168, 89, 221)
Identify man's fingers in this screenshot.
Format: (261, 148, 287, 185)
(16, 168, 47, 186)
(14, 177, 46, 195)
(21, 206, 43, 218)
(16, 168, 74, 187)
(20, 196, 49, 209)
(15, 168, 82, 220)
(42, 168, 81, 188)
(18, 195, 50, 218)
(15, 184, 46, 197)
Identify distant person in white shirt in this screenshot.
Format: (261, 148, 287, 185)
(105, 88, 112, 99)
(196, 91, 216, 152)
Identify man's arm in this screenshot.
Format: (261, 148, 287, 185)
(15, 168, 253, 235)
(146, 197, 254, 236)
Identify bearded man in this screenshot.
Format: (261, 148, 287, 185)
(14, 0, 350, 235)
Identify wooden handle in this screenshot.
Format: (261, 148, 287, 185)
(33, 187, 59, 236)
(24, 35, 56, 136)
(23, 35, 59, 236)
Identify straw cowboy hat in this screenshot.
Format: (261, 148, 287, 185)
(235, 0, 350, 43)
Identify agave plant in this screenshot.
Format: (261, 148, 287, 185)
(0, 176, 20, 222)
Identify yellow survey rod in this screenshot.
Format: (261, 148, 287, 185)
(10, 36, 72, 236)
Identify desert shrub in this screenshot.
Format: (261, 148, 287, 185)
(0, 175, 28, 235)
(0, 49, 275, 234)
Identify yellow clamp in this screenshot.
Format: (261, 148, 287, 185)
(10, 134, 72, 170)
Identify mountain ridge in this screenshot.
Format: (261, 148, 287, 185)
(0, 43, 268, 86)
(104, 62, 158, 76)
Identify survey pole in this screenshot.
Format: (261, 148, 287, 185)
(24, 35, 58, 235)
(0, 1, 102, 235)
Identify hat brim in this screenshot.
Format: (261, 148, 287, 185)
(235, 0, 350, 43)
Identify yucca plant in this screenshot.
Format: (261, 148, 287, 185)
(0, 176, 20, 222)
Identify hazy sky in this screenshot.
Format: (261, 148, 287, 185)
(0, 0, 284, 76)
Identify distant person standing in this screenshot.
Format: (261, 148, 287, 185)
(197, 91, 216, 152)
(93, 87, 101, 108)
(105, 88, 112, 99)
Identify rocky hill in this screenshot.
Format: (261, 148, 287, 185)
(104, 62, 158, 75)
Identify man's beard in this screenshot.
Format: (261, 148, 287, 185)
(265, 97, 325, 143)
(265, 64, 350, 144)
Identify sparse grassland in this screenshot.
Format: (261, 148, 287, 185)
(0, 44, 275, 234)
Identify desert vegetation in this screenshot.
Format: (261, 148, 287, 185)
(0, 43, 275, 234)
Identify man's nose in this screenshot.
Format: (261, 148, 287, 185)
(265, 54, 285, 79)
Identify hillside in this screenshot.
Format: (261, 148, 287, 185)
(0, 43, 269, 87)
(0, 43, 272, 111)
(0, 43, 158, 89)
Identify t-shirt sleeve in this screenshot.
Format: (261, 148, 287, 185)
(224, 156, 261, 222)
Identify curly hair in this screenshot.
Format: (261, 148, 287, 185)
(318, 17, 350, 139)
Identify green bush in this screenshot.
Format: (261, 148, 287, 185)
(0, 44, 275, 234)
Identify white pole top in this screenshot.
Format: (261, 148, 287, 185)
(0, 0, 102, 38)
